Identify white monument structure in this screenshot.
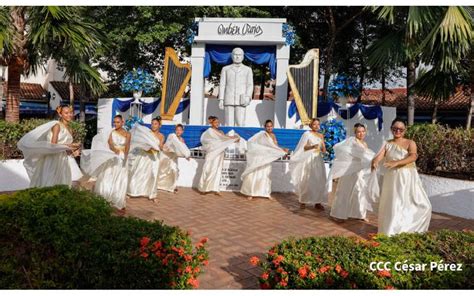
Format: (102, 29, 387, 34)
(189, 17, 290, 128)
(218, 47, 254, 127)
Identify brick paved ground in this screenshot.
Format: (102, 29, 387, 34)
(116, 186, 474, 289)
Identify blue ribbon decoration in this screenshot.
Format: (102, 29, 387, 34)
(288, 101, 384, 131)
(111, 98, 190, 126)
(204, 44, 277, 79)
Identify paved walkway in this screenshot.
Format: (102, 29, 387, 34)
(119, 187, 474, 289)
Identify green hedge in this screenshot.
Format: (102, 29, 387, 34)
(0, 119, 86, 160)
(250, 231, 473, 289)
(0, 186, 209, 289)
(406, 124, 473, 180)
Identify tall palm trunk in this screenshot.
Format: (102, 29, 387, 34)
(69, 81, 74, 109)
(407, 61, 417, 125)
(6, 7, 27, 123)
(5, 59, 22, 123)
(466, 94, 473, 129)
(432, 100, 438, 124)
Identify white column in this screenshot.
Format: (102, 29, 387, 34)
(274, 44, 290, 128)
(189, 43, 206, 125)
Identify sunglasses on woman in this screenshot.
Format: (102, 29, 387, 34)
(391, 127, 405, 132)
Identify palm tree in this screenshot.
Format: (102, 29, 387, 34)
(0, 6, 106, 123)
(367, 6, 472, 126)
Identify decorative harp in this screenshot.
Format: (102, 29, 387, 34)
(287, 49, 320, 125)
(160, 47, 192, 120)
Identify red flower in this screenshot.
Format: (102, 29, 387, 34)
(140, 252, 149, 258)
(187, 277, 199, 288)
(203, 260, 209, 266)
(319, 266, 331, 273)
(340, 270, 349, 278)
(198, 254, 204, 260)
(298, 266, 308, 279)
(335, 264, 342, 273)
(152, 241, 162, 251)
(260, 272, 269, 280)
(309, 272, 316, 279)
(140, 236, 151, 247)
(305, 251, 312, 257)
(200, 237, 209, 244)
(195, 242, 204, 249)
(268, 249, 275, 256)
(194, 266, 201, 274)
(276, 267, 284, 273)
(377, 270, 391, 278)
(272, 255, 284, 266)
(162, 258, 168, 266)
(184, 254, 193, 262)
(260, 282, 270, 289)
(249, 256, 260, 266)
(279, 280, 288, 287)
(178, 248, 185, 256)
(371, 241, 380, 247)
(385, 285, 396, 290)
(185, 266, 193, 273)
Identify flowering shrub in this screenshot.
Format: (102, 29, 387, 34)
(328, 74, 360, 100)
(320, 119, 346, 162)
(405, 123, 473, 180)
(249, 230, 473, 289)
(120, 67, 157, 94)
(0, 186, 209, 289)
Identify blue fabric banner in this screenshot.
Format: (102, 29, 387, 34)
(111, 98, 190, 126)
(288, 101, 384, 131)
(204, 44, 277, 79)
(141, 124, 306, 151)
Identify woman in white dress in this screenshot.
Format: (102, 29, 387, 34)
(157, 124, 191, 193)
(240, 120, 288, 200)
(290, 118, 327, 210)
(371, 118, 432, 236)
(329, 123, 375, 221)
(127, 117, 164, 201)
(86, 115, 130, 211)
(17, 104, 81, 188)
(198, 116, 239, 195)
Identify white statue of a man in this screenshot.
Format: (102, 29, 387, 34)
(218, 47, 254, 127)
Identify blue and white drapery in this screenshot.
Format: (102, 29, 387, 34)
(110, 98, 190, 126)
(203, 44, 277, 79)
(288, 101, 384, 131)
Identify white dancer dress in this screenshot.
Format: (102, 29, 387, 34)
(290, 131, 327, 205)
(17, 120, 80, 188)
(329, 137, 375, 220)
(82, 129, 128, 209)
(127, 125, 161, 199)
(378, 141, 432, 236)
(157, 133, 191, 193)
(240, 131, 286, 198)
(198, 128, 236, 193)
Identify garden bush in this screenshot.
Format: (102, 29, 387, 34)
(406, 124, 473, 180)
(250, 231, 473, 289)
(0, 119, 86, 159)
(0, 186, 208, 289)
